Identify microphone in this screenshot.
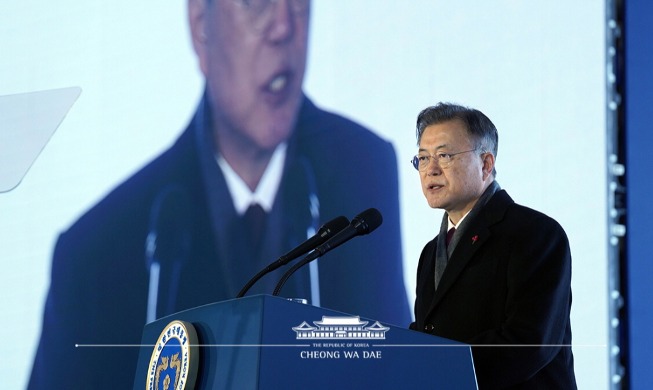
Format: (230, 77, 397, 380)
(144, 185, 191, 323)
(236, 215, 349, 298)
(272, 208, 383, 297)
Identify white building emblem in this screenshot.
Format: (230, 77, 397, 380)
(293, 316, 390, 340)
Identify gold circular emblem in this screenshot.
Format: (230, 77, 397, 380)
(146, 320, 198, 390)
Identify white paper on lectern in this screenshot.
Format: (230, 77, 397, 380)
(0, 86, 81, 193)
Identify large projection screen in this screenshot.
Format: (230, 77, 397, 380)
(0, 1, 606, 388)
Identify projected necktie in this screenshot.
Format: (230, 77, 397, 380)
(243, 203, 267, 258)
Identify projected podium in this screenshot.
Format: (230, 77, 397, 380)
(133, 295, 477, 389)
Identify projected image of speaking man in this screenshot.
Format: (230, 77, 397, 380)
(29, 1, 409, 388)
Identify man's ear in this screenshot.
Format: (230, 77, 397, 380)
(481, 152, 495, 180)
(188, 0, 208, 76)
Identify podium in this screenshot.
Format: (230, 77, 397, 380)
(133, 295, 477, 389)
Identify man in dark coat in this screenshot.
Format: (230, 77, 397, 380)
(29, 1, 409, 388)
(409, 102, 576, 389)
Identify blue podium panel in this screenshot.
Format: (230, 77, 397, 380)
(134, 295, 477, 389)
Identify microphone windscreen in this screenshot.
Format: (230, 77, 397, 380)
(353, 208, 383, 234)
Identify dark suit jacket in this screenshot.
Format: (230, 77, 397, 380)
(411, 190, 577, 389)
(29, 94, 410, 389)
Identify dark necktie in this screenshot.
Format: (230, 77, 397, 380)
(223, 203, 268, 297)
(446, 227, 456, 248)
(243, 203, 267, 257)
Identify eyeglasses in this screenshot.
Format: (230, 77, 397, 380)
(232, 0, 309, 32)
(411, 149, 479, 171)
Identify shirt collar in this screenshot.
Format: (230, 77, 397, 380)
(216, 143, 287, 215)
(448, 210, 471, 231)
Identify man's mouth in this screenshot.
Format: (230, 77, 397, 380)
(265, 69, 294, 94)
(268, 74, 288, 93)
(262, 70, 294, 106)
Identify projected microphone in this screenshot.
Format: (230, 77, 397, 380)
(272, 208, 383, 296)
(236, 216, 349, 298)
(144, 185, 191, 323)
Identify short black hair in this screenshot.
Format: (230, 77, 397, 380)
(416, 102, 498, 176)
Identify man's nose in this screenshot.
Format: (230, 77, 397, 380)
(425, 157, 442, 175)
(265, 0, 294, 43)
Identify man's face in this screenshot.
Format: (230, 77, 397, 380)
(418, 119, 493, 223)
(190, 0, 310, 151)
